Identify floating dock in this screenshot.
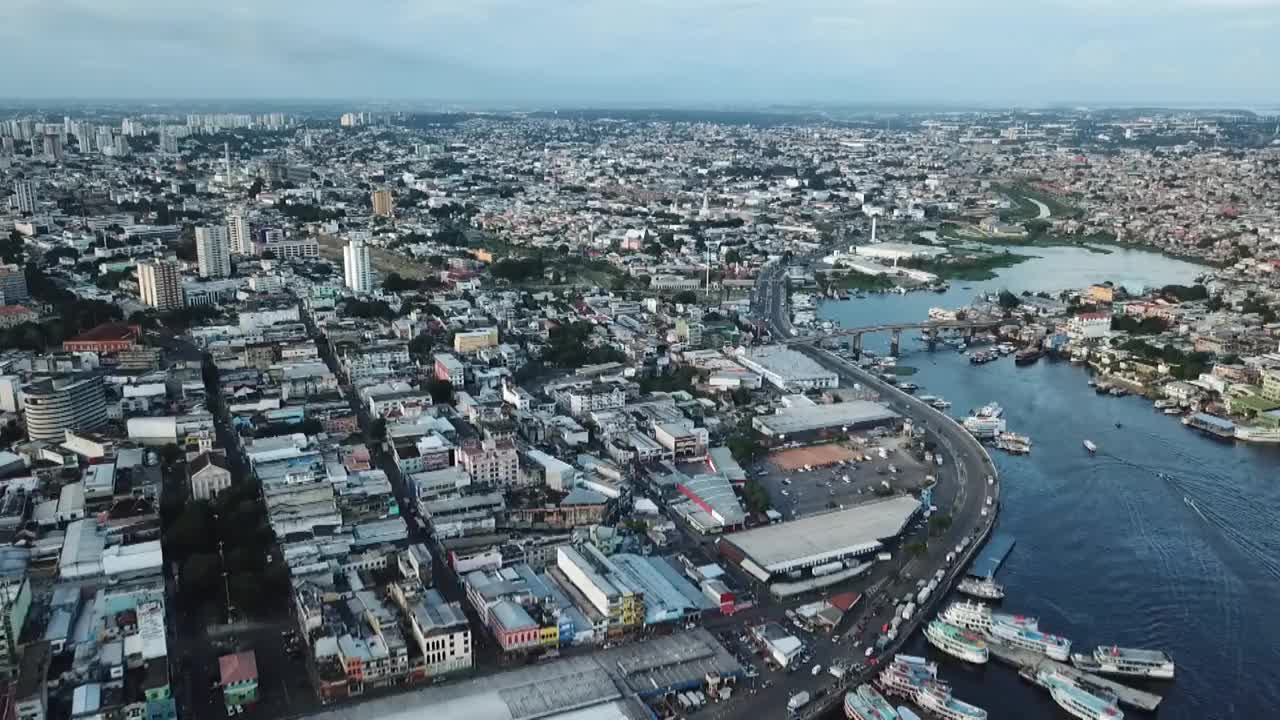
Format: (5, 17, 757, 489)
(966, 533, 1014, 578)
(987, 639, 1162, 711)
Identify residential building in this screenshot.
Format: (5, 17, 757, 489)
(196, 225, 232, 278)
(0, 305, 37, 328)
(137, 260, 183, 310)
(654, 421, 709, 460)
(20, 374, 109, 442)
(555, 383, 627, 417)
(459, 439, 519, 487)
(371, 189, 394, 218)
(433, 353, 464, 384)
(343, 239, 373, 293)
(0, 578, 32, 679)
(1262, 369, 1280, 404)
(555, 545, 645, 636)
(13, 181, 36, 214)
(453, 327, 499, 354)
(227, 209, 251, 255)
(0, 264, 30, 303)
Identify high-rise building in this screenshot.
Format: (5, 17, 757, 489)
(227, 210, 251, 255)
(41, 135, 63, 162)
(19, 373, 109, 442)
(195, 226, 232, 278)
(343, 239, 373, 294)
(12, 181, 36, 214)
(0, 264, 30, 303)
(137, 260, 183, 310)
(371, 189, 394, 218)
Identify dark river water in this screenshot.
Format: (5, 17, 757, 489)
(817, 249, 1278, 720)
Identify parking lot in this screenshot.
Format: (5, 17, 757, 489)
(755, 433, 938, 520)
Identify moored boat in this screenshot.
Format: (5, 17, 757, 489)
(1037, 670, 1124, 720)
(924, 620, 989, 664)
(845, 684, 899, 720)
(1071, 646, 1175, 679)
(956, 576, 1005, 600)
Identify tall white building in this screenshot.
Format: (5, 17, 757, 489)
(343, 239, 373, 293)
(12, 181, 36, 214)
(227, 209, 251, 255)
(137, 260, 183, 310)
(195, 225, 232, 278)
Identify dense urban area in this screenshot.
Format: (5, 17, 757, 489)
(0, 105, 1276, 720)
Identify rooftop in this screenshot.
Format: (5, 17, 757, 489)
(753, 401, 900, 436)
(723, 495, 921, 573)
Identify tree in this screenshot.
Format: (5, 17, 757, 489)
(427, 379, 455, 404)
(181, 552, 223, 598)
(409, 334, 432, 358)
(673, 290, 698, 305)
(997, 290, 1020, 310)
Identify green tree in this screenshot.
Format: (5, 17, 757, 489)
(427, 379, 455, 404)
(673, 290, 698, 304)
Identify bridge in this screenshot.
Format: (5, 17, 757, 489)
(776, 318, 1004, 356)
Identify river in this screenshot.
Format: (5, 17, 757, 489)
(817, 248, 1279, 719)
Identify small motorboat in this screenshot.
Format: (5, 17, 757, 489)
(1084, 440, 1098, 454)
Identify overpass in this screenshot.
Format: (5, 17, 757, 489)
(777, 318, 1004, 356)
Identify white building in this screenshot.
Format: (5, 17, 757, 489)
(343, 239, 373, 293)
(733, 345, 838, 392)
(137, 260, 183, 310)
(1066, 312, 1111, 340)
(196, 225, 232, 278)
(12, 181, 36, 214)
(227, 209, 251, 255)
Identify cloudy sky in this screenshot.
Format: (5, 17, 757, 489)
(2, 0, 1277, 106)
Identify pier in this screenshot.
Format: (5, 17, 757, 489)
(986, 640, 1163, 711)
(966, 533, 1015, 578)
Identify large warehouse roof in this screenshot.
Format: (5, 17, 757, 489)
(753, 401, 900, 436)
(723, 496, 921, 574)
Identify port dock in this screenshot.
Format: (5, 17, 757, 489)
(986, 639, 1163, 711)
(966, 533, 1014, 578)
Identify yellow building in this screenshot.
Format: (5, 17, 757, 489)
(1086, 284, 1115, 304)
(371, 189, 394, 218)
(454, 327, 499, 353)
(1262, 369, 1280, 403)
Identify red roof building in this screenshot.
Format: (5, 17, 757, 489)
(62, 323, 141, 354)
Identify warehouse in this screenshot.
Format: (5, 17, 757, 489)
(717, 496, 920, 585)
(732, 345, 838, 392)
(752, 400, 900, 443)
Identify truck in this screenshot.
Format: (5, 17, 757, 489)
(829, 665, 847, 680)
(788, 691, 811, 712)
(890, 616, 903, 632)
(878, 447, 888, 459)
(876, 552, 892, 562)
(902, 602, 916, 620)
(916, 587, 932, 604)
(945, 552, 956, 564)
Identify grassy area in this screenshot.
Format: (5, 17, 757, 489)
(827, 272, 895, 291)
(907, 251, 1033, 281)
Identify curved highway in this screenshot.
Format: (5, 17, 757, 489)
(749, 258, 1001, 718)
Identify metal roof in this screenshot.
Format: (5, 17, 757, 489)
(723, 495, 921, 573)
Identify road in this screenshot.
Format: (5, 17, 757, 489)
(1025, 196, 1051, 220)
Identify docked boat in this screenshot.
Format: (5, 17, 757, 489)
(963, 415, 1006, 438)
(990, 615, 1072, 661)
(878, 655, 938, 698)
(915, 683, 988, 720)
(1083, 440, 1097, 454)
(844, 684, 899, 720)
(1071, 646, 1175, 679)
(1037, 671, 1124, 720)
(976, 402, 1003, 419)
(895, 708, 922, 720)
(1235, 426, 1280, 444)
(1183, 412, 1236, 441)
(939, 600, 996, 633)
(956, 576, 1005, 601)
(995, 431, 1031, 455)
(925, 620, 989, 664)
(1014, 347, 1042, 365)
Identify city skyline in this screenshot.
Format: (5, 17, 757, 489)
(3, 0, 1280, 106)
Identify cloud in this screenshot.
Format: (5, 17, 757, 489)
(1, 0, 1278, 104)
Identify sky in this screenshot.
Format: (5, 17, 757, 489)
(2, 0, 1279, 107)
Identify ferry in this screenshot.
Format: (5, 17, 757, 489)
(963, 415, 1006, 438)
(896, 708, 922, 720)
(1071, 646, 1175, 679)
(956, 576, 1005, 601)
(990, 616, 1072, 661)
(1037, 671, 1124, 720)
(925, 621, 989, 664)
(1235, 426, 1280, 444)
(844, 684, 899, 720)
(915, 684, 988, 720)
(878, 655, 938, 698)
(939, 600, 996, 633)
